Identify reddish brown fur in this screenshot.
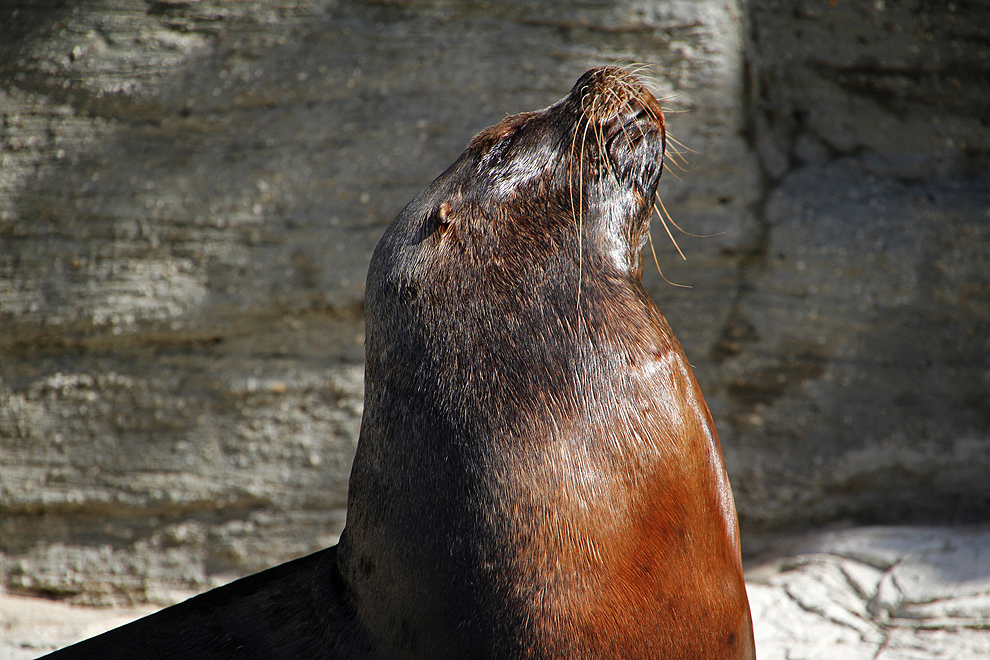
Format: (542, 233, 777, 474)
(499, 285, 752, 659)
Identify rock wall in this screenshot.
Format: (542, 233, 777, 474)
(722, 0, 990, 528)
(0, 0, 986, 604)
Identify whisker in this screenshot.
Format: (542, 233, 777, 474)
(592, 92, 617, 183)
(662, 139, 694, 173)
(647, 229, 692, 288)
(665, 133, 698, 158)
(576, 108, 599, 310)
(652, 202, 686, 261)
(655, 193, 724, 239)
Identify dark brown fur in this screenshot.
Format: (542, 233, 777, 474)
(43, 67, 754, 660)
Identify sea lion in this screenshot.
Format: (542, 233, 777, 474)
(338, 64, 754, 659)
(43, 66, 754, 659)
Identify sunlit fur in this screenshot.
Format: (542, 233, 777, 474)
(341, 66, 756, 659)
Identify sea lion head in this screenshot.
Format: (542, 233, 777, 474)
(370, 65, 667, 294)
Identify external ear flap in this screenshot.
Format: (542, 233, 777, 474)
(437, 202, 453, 235)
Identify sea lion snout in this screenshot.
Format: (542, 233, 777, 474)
(571, 67, 667, 200)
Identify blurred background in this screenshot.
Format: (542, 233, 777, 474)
(1, 0, 987, 610)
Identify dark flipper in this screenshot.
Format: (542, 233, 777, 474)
(42, 545, 373, 660)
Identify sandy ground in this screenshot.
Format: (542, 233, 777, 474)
(0, 594, 158, 660)
(3, 525, 989, 659)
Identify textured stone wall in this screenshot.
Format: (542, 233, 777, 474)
(0, 0, 986, 605)
(721, 0, 990, 528)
